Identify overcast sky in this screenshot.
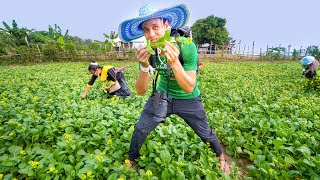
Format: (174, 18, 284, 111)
(1, 0, 319, 52)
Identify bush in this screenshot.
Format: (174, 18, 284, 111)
(42, 42, 62, 61)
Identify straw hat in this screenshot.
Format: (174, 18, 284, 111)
(118, 4, 190, 42)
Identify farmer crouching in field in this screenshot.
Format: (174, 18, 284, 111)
(300, 56, 319, 79)
(81, 62, 131, 99)
(119, 4, 231, 173)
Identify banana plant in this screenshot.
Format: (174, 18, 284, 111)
(103, 31, 117, 52)
(103, 31, 118, 43)
(0, 20, 33, 47)
(33, 24, 69, 50)
(0, 20, 16, 33)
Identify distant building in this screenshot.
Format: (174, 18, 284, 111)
(112, 37, 145, 52)
(198, 43, 234, 54)
(197, 44, 234, 54)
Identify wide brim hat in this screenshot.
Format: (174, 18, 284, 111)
(118, 4, 190, 42)
(300, 56, 315, 65)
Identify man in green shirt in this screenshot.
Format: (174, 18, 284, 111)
(119, 3, 230, 174)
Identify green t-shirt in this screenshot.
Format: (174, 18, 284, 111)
(154, 38, 200, 99)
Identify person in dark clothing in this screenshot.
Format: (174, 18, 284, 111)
(81, 62, 131, 98)
(300, 56, 319, 79)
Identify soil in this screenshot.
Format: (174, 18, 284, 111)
(220, 144, 252, 179)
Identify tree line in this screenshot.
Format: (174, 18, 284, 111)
(0, 15, 237, 65)
(0, 20, 123, 65)
(2, 15, 318, 65)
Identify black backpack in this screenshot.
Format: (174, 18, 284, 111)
(170, 27, 191, 67)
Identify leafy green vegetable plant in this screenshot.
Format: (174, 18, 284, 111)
(146, 29, 192, 56)
(0, 61, 319, 179)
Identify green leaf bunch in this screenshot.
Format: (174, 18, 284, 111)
(145, 29, 192, 56)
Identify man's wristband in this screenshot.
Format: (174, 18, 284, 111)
(140, 65, 151, 73)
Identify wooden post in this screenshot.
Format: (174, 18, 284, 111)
(266, 45, 269, 58)
(238, 40, 241, 55)
(238, 41, 241, 59)
(221, 45, 224, 58)
(25, 37, 30, 48)
(252, 41, 255, 59)
(36, 44, 41, 54)
(260, 48, 262, 57)
(242, 44, 246, 55)
(305, 46, 310, 56)
(299, 46, 302, 56)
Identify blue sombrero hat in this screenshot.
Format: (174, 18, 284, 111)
(300, 56, 315, 65)
(119, 4, 190, 42)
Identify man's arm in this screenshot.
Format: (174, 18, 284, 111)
(135, 70, 151, 95)
(165, 42, 197, 93)
(170, 62, 196, 93)
(135, 46, 152, 96)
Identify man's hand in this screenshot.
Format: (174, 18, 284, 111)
(135, 45, 152, 96)
(164, 41, 180, 65)
(136, 45, 151, 67)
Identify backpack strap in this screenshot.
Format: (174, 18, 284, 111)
(177, 41, 184, 66)
(149, 48, 171, 96)
(149, 49, 158, 95)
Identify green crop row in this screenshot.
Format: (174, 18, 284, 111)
(0, 61, 319, 179)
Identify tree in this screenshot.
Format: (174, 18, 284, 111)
(103, 31, 118, 43)
(266, 47, 286, 60)
(0, 30, 15, 55)
(190, 15, 232, 46)
(1, 20, 30, 46)
(306, 45, 320, 60)
(0, 20, 45, 55)
(103, 31, 118, 52)
(292, 49, 299, 60)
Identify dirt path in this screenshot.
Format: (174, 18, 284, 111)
(221, 144, 252, 179)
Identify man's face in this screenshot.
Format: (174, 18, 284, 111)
(141, 18, 168, 44)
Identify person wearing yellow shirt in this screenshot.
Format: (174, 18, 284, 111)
(81, 62, 131, 98)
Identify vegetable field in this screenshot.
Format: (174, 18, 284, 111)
(0, 61, 319, 180)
